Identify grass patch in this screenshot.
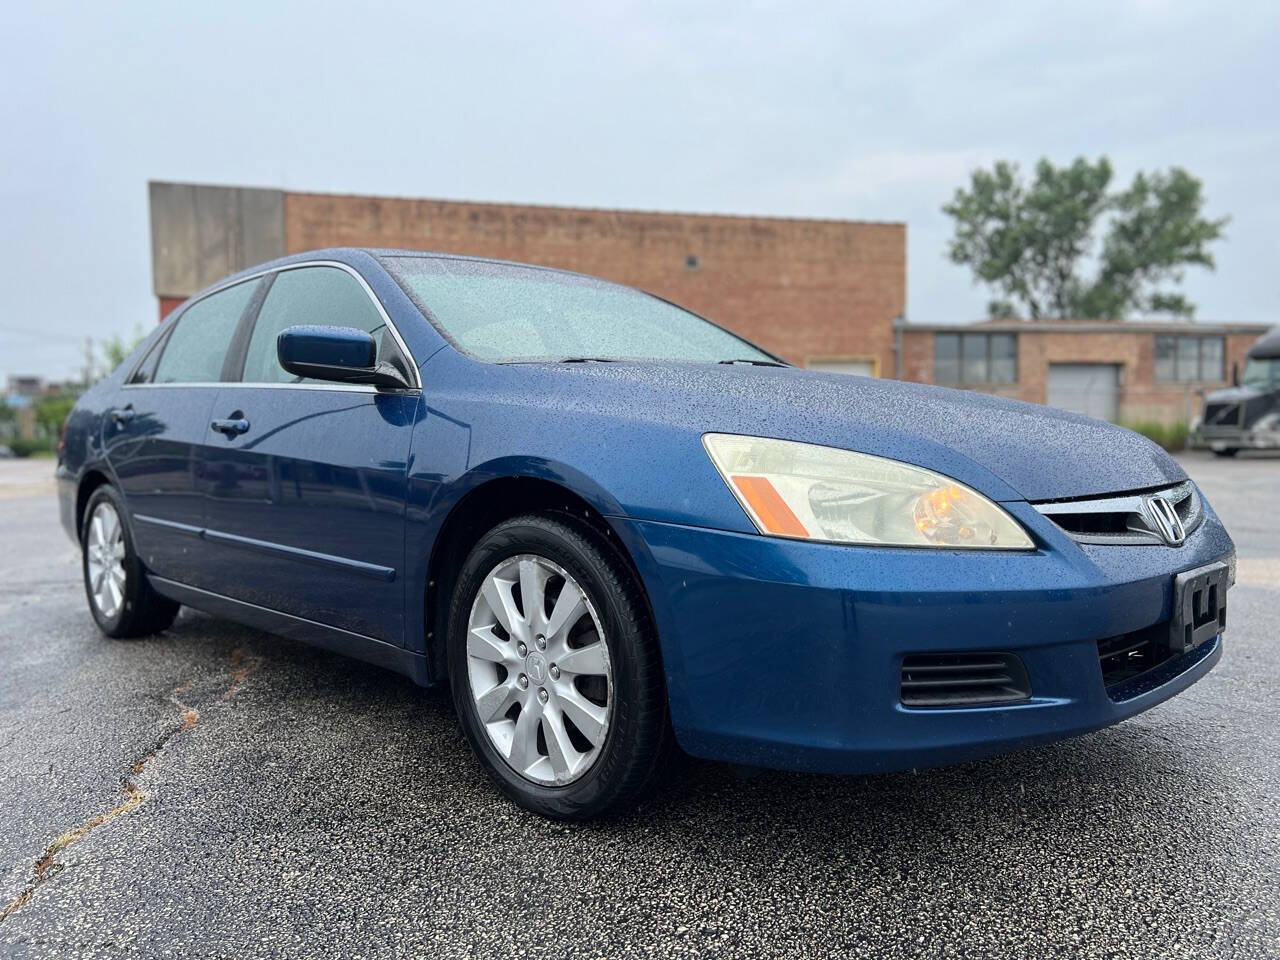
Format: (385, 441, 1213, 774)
(4, 437, 53, 458)
(1120, 420, 1189, 452)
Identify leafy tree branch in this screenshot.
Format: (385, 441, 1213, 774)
(943, 157, 1227, 320)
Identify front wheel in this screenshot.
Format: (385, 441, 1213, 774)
(447, 514, 670, 819)
(81, 485, 180, 638)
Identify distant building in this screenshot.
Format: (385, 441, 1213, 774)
(148, 181, 906, 377)
(897, 319, 1272, 425)
(2, 377, 46, 442)
(5, 375, 43, 398)
(147, 180, 1266, 426)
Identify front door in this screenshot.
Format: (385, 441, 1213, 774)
(198, 264, 420, 643)
(106, 277, 261, 587)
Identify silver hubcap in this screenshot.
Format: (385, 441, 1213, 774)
(86, 502, 126, 620)
(466, 554, 613, 785)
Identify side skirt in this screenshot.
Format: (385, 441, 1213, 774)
(148, 575, 431, 686)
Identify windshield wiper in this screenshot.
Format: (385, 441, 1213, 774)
(718, 358, 788, 367)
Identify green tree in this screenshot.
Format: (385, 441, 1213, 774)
(94, 326, 145, 382)
(33, 394, 76, 441)
(943, 157, 1227, 320)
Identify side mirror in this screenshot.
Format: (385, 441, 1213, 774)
(1231, 361, 1240, 387)
(276, 325, 410, 389)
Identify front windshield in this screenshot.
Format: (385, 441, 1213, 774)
(1240, 357, 1280, 389)
(382, 255, 777, 364)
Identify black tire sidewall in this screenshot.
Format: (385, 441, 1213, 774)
(446, 516, 657, 818)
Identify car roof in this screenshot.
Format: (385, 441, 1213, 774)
(1248, 326, 1280, 360)
(217, 247, 614, 289)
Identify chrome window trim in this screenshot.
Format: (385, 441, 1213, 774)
(127, 259, 421, 391)
(1032, 480, 1203, 546)
(122, 381, 384, 393)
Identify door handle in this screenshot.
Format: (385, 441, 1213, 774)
(211, 416, 250, 436)
(111, 404, 135, 425)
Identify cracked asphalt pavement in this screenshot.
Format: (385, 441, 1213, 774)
(1, 453, 1278, 958)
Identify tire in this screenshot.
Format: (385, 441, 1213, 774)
(81, 484, 180, 639)
(1211, 448, 1239, 458)
(446, 514, 670, 820)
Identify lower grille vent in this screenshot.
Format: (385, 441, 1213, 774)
(900, 652, 1031, 708)
(1097, 622, 1173, 690)
(1203, 401, 1242, 427)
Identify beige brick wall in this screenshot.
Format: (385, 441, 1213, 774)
(283, 192, 906, 370)
(900, 327, 1264, 424)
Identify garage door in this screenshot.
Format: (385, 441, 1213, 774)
(1047, 364, 1120, 422)
(808, 359, 876, 377)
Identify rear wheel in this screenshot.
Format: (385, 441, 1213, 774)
(447, 514, 670, 819)
(81, 485, 180, 638)
(1211, 448, 1239, 458)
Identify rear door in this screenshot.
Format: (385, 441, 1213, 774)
(200, 264, 420, 643)
(106, 278, 262, 587)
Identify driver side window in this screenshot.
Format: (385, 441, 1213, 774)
(241, 266, 396, 384)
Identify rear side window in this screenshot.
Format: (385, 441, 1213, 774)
(128, 331, 170, 384)
(241, 266, 399, 384)
(153, 280, 258, 384)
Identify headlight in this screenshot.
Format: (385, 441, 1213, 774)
(702, 433, 1034, 550)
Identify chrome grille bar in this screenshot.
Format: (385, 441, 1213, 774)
(1032, 480, 1203, 545)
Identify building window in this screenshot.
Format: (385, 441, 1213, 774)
(1154, 335, 1224, 382)
(935, 333, 1017, 385)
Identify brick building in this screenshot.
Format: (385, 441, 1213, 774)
(149, 181, 906, 374)
(896, 319, 1271, 425)
(148, 181, 1271, 426)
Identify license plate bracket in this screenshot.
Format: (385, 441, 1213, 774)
(1170, 561, 1228, 656)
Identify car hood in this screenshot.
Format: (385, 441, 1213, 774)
(509, 361, 1185, 502)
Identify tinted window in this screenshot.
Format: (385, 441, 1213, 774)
(934, 334, 960, 384)
(128, 331, 171, 384)
(382, 256, 773, 364)
(153, 280, 258, 384)
(961, 334, 989, 383)
(935, 332, 1016, 385)
(1154, 335, 1176, 381)
(1154, 334, 1225, 382)
(989, 334, 1017, 383)
(1199, 336, 1223, 381)
(242, 267, 396, 384)
(1176, 336, 1199, 380)
(1241, 357, 1280, 389)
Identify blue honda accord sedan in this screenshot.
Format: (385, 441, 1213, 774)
(57, 248, 1233, 818)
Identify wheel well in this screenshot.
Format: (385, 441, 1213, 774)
(75, 470, 112, 539)
(424, 477, 650, 683)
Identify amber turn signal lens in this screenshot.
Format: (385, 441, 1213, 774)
(730, 475, 810, 538)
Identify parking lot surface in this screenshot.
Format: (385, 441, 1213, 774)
(1, 452, 1277, 958)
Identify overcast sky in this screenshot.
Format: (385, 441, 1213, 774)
(1, 0, 1276, 383)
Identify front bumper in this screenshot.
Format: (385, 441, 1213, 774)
(1189, 425, 1280, 450)
(614, 497, 1234, 774)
